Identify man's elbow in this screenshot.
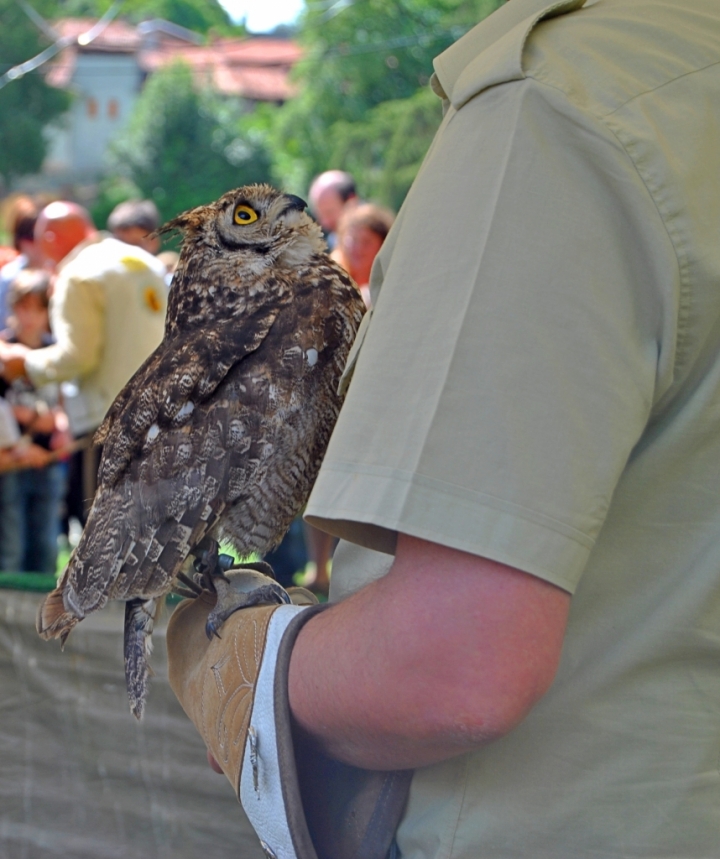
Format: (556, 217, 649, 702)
(415, 638, 564, 753)
(446, 658, 561, 747)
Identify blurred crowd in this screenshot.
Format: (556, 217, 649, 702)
(0, 171, 393, 592)
(0, 194, 169, 575)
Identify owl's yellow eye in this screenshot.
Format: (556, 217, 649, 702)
(234, 205, 258, 225)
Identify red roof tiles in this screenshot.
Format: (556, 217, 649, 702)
(46, 19, 300, 102)
(53, 18, 142, 52)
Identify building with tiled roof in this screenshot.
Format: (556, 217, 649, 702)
(41, 18, 300, 183)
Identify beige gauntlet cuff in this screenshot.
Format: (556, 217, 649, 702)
(167, 594, 281, 795)
(167, 594, 411, 859)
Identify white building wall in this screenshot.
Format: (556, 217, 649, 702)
(44, 53, 141, 181)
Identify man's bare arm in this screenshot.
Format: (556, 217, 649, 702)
(288, 533, 571, 770)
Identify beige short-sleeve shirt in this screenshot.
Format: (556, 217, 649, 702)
(307, 0, 720, 855)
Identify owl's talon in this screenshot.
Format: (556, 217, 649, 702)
(191, 539, 233, 590)
(193, 552, 211, 574)
(205, 619, 223, 640)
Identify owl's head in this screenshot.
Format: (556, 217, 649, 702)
(161, 184, 327, 268)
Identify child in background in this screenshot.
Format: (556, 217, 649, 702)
(0, 397, 48, 470)
(0, 269, 71, 573)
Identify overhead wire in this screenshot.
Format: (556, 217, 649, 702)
(0, 0, 124, 90)
(0, 0, 471, 83)
(16, 0, 58, 41)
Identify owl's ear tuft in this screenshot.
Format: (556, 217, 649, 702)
(157, 205, 209, 238)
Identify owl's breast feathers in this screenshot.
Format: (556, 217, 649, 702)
(95, 255, 361, 485)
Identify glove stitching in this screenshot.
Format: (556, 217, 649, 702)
(210, 653, 231, 696)
(194, 607, 276, 795)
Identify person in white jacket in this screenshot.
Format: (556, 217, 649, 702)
(0, 201, 167, 516)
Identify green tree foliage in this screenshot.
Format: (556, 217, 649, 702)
(56, 0, 236, 34)
(328, 86, 441, 212)
(90, 175, 144, 232)
(256, 0, 503, 206)
(106, 61, 272, 222)
(0, 0, 71, 184)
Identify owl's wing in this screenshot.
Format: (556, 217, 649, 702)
(63, 365, 272, 616)
(95, 302, 285, 487)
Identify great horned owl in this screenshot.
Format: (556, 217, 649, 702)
(37, 184, 365, 717)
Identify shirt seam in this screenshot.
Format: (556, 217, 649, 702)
(519, 75, 686, 397)
(446, 76, 683, 330)
(321, 460, 596, 551)
(388, 93, 526, 482)
(445, 754, 471, 859)
(601, 59, 720, 118)
(309, 505, 581, 593)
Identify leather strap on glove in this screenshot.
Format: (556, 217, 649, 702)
(166, 578, 411, 859)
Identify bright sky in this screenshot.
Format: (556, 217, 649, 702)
(218, 0, 305, 32)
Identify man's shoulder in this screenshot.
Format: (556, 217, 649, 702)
(525, 0, 720, 118)
(65, 235, 166, 282)
(433, 0, 720, 118)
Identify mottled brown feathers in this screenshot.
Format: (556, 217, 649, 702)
(36, 184, 365, 715)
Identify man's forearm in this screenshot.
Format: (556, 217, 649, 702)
(288, 534, 571, 770)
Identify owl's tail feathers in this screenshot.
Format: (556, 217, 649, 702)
(124, 597, 159, 720)
(36, 585, 80, 647)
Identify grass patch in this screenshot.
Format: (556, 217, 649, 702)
(0, 571, 57, 591)
(0, 541, 259, 594)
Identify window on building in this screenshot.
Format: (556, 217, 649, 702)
(108, 98, 119, 119)
(87, 97, 98, 118)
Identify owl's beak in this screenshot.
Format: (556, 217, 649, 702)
(283, 194, 307, 214)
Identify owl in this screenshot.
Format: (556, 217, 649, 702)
(36, 184, 366, 718)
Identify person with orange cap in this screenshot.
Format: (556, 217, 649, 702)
(0, 200, 167, 517)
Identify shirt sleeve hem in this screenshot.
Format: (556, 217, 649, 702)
(306, 464, 591, 594)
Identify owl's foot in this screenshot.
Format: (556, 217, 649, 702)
(205, 569, 291, 640)
(187, 540, 290, 638)
(192, 538, 234, 590)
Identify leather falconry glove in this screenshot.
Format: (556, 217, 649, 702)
(166, 570, 412, 859)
